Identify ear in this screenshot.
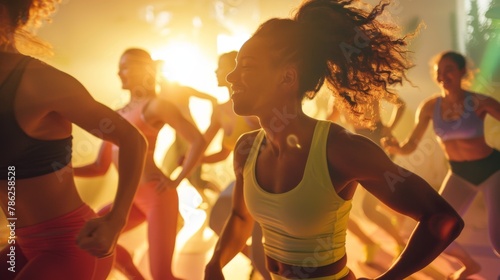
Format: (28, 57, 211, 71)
(280, 65, 298, 89)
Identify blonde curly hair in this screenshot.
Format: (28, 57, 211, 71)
(0, 0, 61, 55)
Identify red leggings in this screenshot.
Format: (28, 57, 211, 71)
(99, 180, 179, 280)
(0, 204, 113, 280)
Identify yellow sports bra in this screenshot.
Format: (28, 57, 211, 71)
(243, 120, 352, 267)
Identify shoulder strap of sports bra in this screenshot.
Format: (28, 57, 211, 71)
(0, 56, 32, 109)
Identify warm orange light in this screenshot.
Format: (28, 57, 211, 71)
(216, 33, 250, 55)
(152, 42, 215, 92)
(151, 41, 218, 166)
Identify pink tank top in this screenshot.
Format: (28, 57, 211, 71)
(118, 101, 160, 151)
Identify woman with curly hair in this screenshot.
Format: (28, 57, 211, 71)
(204, 0, 464, 279)
(0, 1, 147, 279)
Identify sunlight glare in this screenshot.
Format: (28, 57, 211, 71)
(152, 42, 214, 92)
(217, 33, 250, 55)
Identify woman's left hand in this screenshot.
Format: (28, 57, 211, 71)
(155, 176, 180, 193)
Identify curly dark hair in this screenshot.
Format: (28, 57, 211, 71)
(0, 0, 60, 54)
(252, 0, 415, 127)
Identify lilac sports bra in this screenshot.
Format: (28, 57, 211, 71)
(432, 92, 484, 141)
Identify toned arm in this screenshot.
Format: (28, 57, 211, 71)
(329, 129, 463, 280)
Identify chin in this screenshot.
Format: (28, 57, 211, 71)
(232, 103, 253, 117)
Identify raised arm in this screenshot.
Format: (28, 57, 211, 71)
(202, 147, 232, 164)
(201, 106, 233, 163)
(382, 98, 434, 155)
(151, 99, 206, 188)
(203, 105, 223, 148)
(162, 80, 218, 105)
(181, 85, 218, 105)
(37, 65, 147, 257)
(205, 132, 257, 280)
(331, 130, 463, 280)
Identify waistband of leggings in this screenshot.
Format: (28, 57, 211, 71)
(16, 204, 95, 237)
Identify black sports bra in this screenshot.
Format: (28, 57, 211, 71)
(0, 56, 72, 180)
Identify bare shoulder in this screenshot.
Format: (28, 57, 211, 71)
(326, 123, 367, 163)
(415, 95, 439, 118)
(233, 130, 261, 169)
(150, 97, 180, 113)
(470, 91, 497, 103)
(326, 122, 394, 180)
(146, 97, 187, 125)
(27, 58, 80, 87)
(152, 96, 176, 107)
(326, 123, 375, 156)
(420, 95, 438, 109)
(20, 58, 94, 109)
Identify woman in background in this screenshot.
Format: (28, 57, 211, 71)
(159, 69, 220, 205)
(382, 51, 500, 280)
(204, 51, 267, 280)
(75, 48, 206, 280)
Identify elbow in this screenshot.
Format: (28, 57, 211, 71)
(230, 209, 253, 225)
(450, 212, 465, 239)
(428, 211, 464, 242)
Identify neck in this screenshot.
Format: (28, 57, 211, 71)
(129, 90, 156, 104)
(259, 107, 309, 156)
(442, 87, 465, 102)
